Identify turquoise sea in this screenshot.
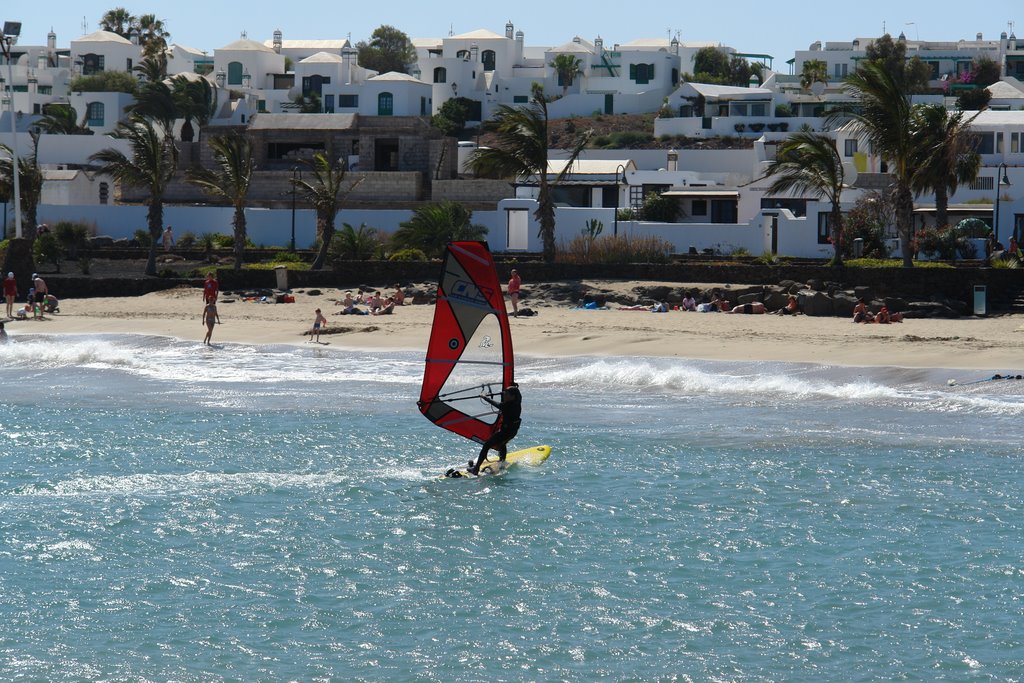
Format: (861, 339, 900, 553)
(2, 333, 1023, 681)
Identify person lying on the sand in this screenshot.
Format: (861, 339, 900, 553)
(726, 302, 766, 314)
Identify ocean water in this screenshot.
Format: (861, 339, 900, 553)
(2, 334, 1023, 682)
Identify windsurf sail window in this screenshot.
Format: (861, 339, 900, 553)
(418, 241, 514, 444)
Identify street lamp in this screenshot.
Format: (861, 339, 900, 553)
(994, 162, 1011, 246)
(613, 164, 628, 237)
(1, 20, 22, 239)
(290, 167, 301, 252)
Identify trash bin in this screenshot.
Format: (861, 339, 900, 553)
(973, 285, 987, 316)
(853, 238, 864, 258)
(274, 265, 289, 291)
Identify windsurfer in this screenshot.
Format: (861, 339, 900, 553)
(467, 383, 522, 475)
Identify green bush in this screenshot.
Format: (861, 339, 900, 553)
(133, 229, 153, 248)
(54, 221, 92, 259)
(177, 231, 197, 249)
(389, 248, 428, 261)
(269, 250, 305, 263)
(70, 71, 138, 94)
(640, 191, 679, 223)
(33, 232, 62, 271)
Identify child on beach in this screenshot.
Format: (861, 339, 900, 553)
(310, 308, 327, 342)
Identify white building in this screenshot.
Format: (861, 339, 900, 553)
(70, 30, 141, 77)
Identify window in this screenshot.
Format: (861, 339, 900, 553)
(302, 75, 329, 96)
(456, 50, 470, 60)
(1012, 132, 1021, 154)
(324, 94, 334, 113)
(834, 63, 848, 78)
(997, 132, 1004, 154)
(817, 212, 832, 244)
(513, 95, 529, 103)
(844, 139, 858, 157)
(258, 99, 266, 112)
(338, 94, 358, 108)
(691, 199, 708, 217)
(81, 53, 104, 75)
(377, 91, 393, 116)
(433, 66, 446, 83)
(227, 61, 243, 86)
(750, 102, 767, 116)
(99, 182, 109, 205)
(86, 101, 104, 127)
(37, 85, 51, 95)
(629, 63, 654, 84)
(420, 96, 427, 116)
(482, 50, 496, 72)
(971, 133, 995, 155)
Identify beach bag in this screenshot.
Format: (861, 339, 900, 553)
(517, 307, 536, 317)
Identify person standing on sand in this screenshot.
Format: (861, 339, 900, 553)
(310, 308, 327, 343)
(203, 272, 219, 304)
(3, 272, 16, 318)
(32, 274, 47, 319)
(508, 269, 521, 317)
(202, 300, 220, 345)
(163, 226, 174, 252)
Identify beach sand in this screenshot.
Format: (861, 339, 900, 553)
(6, 282, 1024, 371)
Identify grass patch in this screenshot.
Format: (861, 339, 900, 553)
(844, 258, 955, 269)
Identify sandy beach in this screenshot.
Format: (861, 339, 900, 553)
(6, 281, 1024, 371)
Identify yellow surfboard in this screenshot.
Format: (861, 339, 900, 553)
(443, 445, 552, 478)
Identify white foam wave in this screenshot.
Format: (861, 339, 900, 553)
(16, 470, 353, 497)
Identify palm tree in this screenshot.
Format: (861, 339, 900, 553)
(294, 153, 362, 270)
(127, 76, 177, 134)
(135, 14, 171, 59)
(171, 75, 217, 142)
(468, 83, 591, 263)
(134, 53, 167, 84)
(99, 7, 135, 38)
(394, 201, 488, 257)
(34, 104, 93, 135)
(186, 133, 255, 271)
(909, 104, 981, 230)
(0, 131, 44, 241)
(89, 116, 178, 276)
(763, 131, 847, 265)
(800, 59, 828, 91)
(837, 60, 917, 267)
(549, 53, 583, 97)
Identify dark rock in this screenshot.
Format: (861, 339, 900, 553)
(307, 289, 322, 296)
(854, 285, 873, 301)
(831, 292, 858, 317)
(806, 278, 824, 291)
(798, 289, 833, 316)
(90, 236, 115, 248)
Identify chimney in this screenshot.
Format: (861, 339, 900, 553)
(273, 29, 282, 54)
(471, 43, 478, 62)
(505, 21, 514, 39)
(667, 150, 678, 172)
(977, 32, 983, 41)
(594, 36, 603, 53)
(515, 30, 524, 45)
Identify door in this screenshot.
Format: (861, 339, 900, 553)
(604, 94, 613, 115)
(506, 209, 529, 250)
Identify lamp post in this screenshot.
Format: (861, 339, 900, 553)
(1, 20, 22, 239)
(290, 167, 300, 252)
(613, 164, 627, 237)
(994, 162, 1011, 246)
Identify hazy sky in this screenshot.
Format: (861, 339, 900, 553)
(7, 0, 1022, 72)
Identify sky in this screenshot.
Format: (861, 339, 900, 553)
(6, 0, 1022, 73)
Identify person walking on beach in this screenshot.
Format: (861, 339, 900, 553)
(3, 272, 16, 318)
(163, 226, 175, 253)
(202, 300, 220, 345)
(508, 269, 521, 317)
(203, 272, 220, 304)
(310, 308, 327, 343)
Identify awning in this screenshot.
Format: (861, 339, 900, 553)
(913, 205, 991, 213)
(661, 190, 739, 198)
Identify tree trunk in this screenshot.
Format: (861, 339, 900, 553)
(311, 214, 333, 270)
(535, 178, 556, 263)
(145, 200, 163, 276)
(830, 203, 843, 266)
(895, 182, 915, 268)
(934, 185, 949, 229)
(232, 206, 246, 272)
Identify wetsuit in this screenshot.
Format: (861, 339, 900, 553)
(469, 386, 522, 475)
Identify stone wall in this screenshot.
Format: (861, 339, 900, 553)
(431, 179, 514, 204)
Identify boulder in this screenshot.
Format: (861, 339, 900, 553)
(854, 285, 873, 302)
(806, 278, 825, 291)
(798, 289, 833, 316)
(831, 292, 858, 317)
(90, 236, 115, 248)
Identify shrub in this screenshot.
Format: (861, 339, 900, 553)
(177, 231, 197, 249)
(270, 250, 304, 263)
(559, 234, 674, 265)
(69, 71, 138, 94)
(774, 103, 793, 117)
(133, 229, 153, 248)
(54, 221, 92, 260)
(330, 222, 382, 260)
(640, 191, 679, 223)
(33, 232, 62, 271)
(389, 248, 428, 261)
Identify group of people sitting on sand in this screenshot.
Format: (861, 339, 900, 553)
(620, 290, 801, 315)
(853, 299, 903, 324)
(335, 286, 405, 316)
